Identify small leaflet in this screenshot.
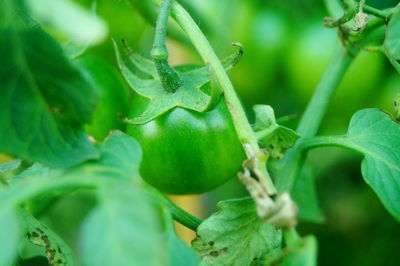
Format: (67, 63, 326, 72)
(253, 105, 300, 160)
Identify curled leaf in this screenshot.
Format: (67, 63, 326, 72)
(253, 105, 300, 160)
(192, 198, 282, 266)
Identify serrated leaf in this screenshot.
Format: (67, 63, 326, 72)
(291, 166, 324, 223)
(253, 105, 300, 160)
(25, 0, 108, 45)
(338, 109, 400, 220)
(385, 5, 400, 60)
(192, 198, 282, 266)
(0, 21, 99, 167)
(114, 40, 241, 124)
(18, 209, 76, 266)
(80, 182, 165, 266)
(0, 208, 20, 266)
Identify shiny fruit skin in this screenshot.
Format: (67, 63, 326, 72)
(127, 100, 246, 195)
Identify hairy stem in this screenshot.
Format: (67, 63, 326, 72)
(152, 0, 182, 92)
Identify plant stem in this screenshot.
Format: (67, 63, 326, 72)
(144, 184, 202, 231)
(167, 1, 277, 194)
(151, 0, 171, 58)
(298, 135, 351, 152)
(152, 0, 182, 93)
(363, 5, 393, 21)
(162, 195, 202, 231)
(297, 48, 353, 138)
(274, 47, 354, 192)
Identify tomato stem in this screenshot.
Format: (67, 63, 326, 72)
(151, 0, 182, 93)
(164, 196, 202, 231)
(298, 135, 354, 152)
(363, 5, 393, 21)
(145, 185, 202, 231)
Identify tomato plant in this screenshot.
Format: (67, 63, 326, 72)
(1, 0, 400, 265)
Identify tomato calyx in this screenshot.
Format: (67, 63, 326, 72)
(113, 0, 244, 125)
(114, 40, 243, 125)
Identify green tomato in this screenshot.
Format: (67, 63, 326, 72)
(74, 55, 130, 141)
(127, 99, 246, 195)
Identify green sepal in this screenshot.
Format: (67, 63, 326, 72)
(253, 105, 300, 160)
(113, 40, 242, 125)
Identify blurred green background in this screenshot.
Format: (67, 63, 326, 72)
(13, 0, 400, 265)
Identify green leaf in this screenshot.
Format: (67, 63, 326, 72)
(291, 166, 324, 223)
(167, 233, 200, 266)
(160, 207, 199, 266)
(25, 0, 108, 45)
(340, 109, 400, 220)
(0, 208, 20, 266)
(274, 235, 317, 266)
(192, 198, 282, 266)
(114, 40, 241, 124)
(18, 209, 76, 266)
(0, 23, 99, 167)
(73, 56, 130, 140)
(95, 131, 142, 176)
(253, 105, 300, 160)
(10, 163, 55, 185)
(0, 160, 21, 173)
(385, 5, 400, 60)
(80, 182, 165, 266)
(0, 132, 159, 265)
